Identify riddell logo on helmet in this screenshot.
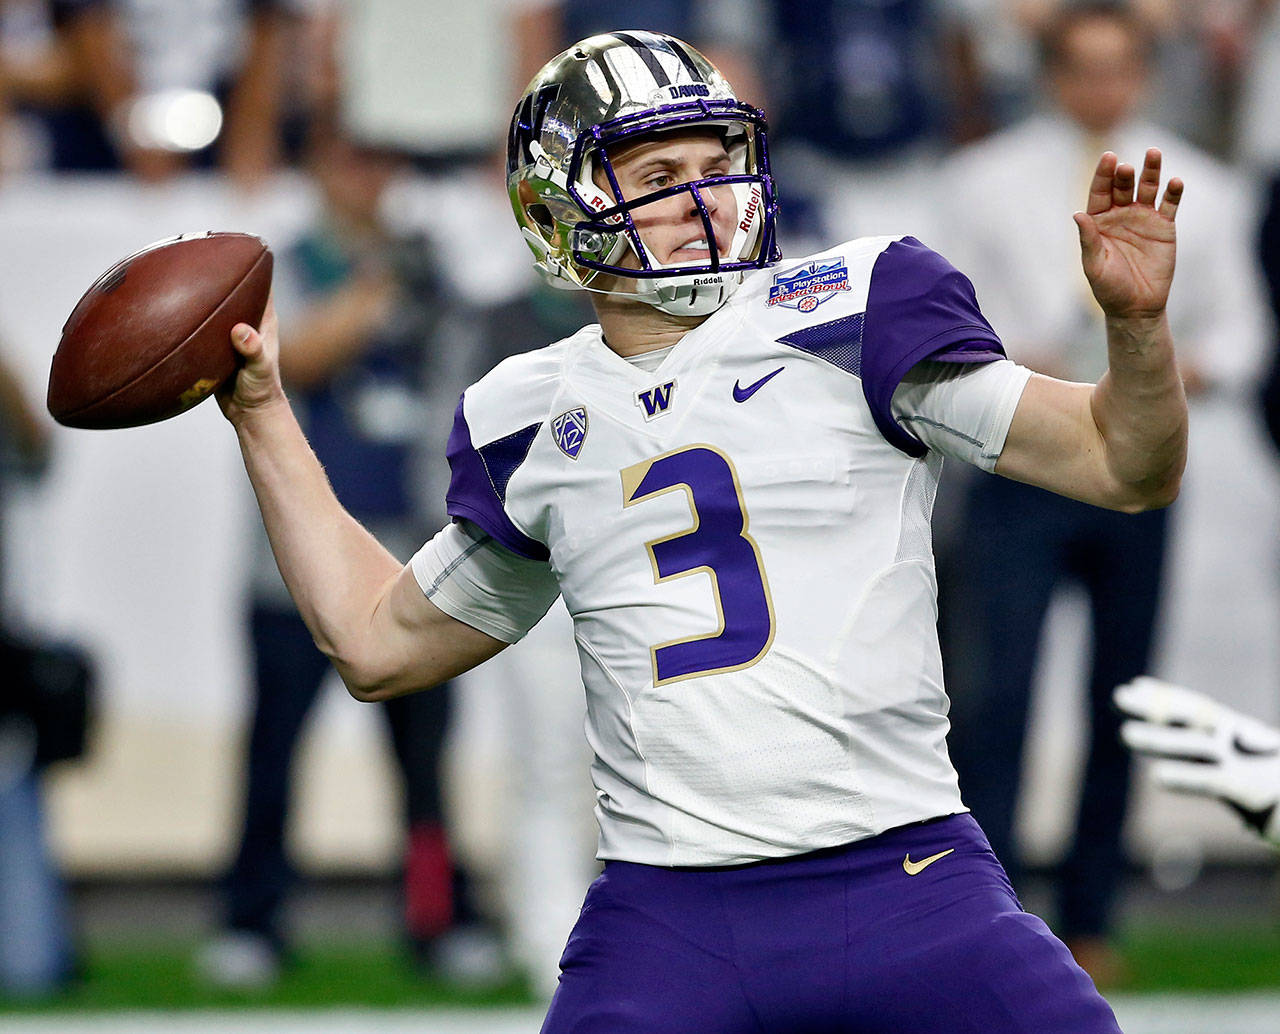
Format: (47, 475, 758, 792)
(739, 188, 762, 233)
(666, 83, 711, 100)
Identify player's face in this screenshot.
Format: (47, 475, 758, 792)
(597, 129, 739, 269)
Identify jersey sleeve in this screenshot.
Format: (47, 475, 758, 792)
(891, 359, 1032, 471)
(410, 521, 561, 644)
(444, 392, 549, 561)
(862, 237, 1006, 456)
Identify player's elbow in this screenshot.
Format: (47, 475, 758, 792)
(336, 658, 392, 702)
(311, 630, 429, 703)
(1111, 467, 1183, 513)
(333, 654, 440, 703)
(342, 676, 407, 704)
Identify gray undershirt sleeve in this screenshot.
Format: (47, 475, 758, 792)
(891, 359, 1033, 471)
(410, 520, 561, 643)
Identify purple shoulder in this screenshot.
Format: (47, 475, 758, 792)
(445, 394, 549, 561)
(861, 237, 1005, 455)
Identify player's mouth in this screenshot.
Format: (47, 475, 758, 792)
(671, 234, 727, 261)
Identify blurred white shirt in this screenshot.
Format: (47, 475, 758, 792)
(936, 111, 1269, 393)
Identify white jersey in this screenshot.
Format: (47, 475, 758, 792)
(415, 236, 1029, 866)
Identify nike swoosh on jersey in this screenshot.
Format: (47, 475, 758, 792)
(732, 366, 785, 402)
(902, 848, 955, 876)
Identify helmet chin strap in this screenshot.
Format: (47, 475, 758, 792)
(627, 180, 763, 317)
(640, 272, 742, 316)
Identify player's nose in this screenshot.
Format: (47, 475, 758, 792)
(690, 183, 719, 217)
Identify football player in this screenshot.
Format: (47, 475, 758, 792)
(1115, 677, 1280, 847)
(218, 31, 1186, 1033)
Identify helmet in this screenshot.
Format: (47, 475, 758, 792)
(507, 30, 781, 317)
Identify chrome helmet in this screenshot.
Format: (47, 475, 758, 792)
(507, 30, 781, 317)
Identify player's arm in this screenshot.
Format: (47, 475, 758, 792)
(994, 149, 1188, 512)
(219, 300, 507, 701)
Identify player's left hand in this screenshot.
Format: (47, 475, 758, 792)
(1114, 676, 1280, 846)
(1075, 149, 1183, 319)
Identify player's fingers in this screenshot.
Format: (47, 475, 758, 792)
(1086, 151, 1118, 215)
(1073, 211, 1101, 266)
(1120, 720, 1220, 762)
(1159, 177, 1184, 221)
(1112, 161, 1135, 206)
(1135, 148, 1161, 206)
(231, 322, 261, 360)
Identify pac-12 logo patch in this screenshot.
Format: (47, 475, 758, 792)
(766, 259, 851, 312)
(552, 407, 588, 459)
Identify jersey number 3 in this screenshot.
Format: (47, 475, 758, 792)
(621, 445, 775, 685)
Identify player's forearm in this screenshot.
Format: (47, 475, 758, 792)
(1090, 312, 1188, 510)
(231, 397, 403, 676)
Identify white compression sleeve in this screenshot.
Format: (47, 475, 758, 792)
(410, 521, 562, 644)
(891, 358, 1032, 471)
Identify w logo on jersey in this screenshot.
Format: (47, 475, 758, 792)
(635, 380, 677, 420)
(552, 407, 588, 459)
(767, 259, 851, 313)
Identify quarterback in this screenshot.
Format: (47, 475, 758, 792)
(220, 32, 1186, 1034)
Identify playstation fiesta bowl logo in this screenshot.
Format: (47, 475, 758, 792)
(767, 259, 851, 312)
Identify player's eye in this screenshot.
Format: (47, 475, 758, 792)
(645, 173, 674, 190)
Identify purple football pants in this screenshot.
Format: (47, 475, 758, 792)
(541, 813, 1122, 1034)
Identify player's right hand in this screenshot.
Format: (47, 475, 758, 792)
(218, 294, 286, 423)
(1115, 676, 1280, 846)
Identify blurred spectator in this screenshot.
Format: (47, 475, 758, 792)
(196, 125, 500, 989)
(750, 0, 989, 250)
(332, 0, 603, 995)
(0, 0, 167, 176)
(117, 0, 308, 187)
(0, 347, 92, 999)
(527, 0, 762, 104)
(0, 0, 316, 186)
(453, 289, 597, 1000)
(385, 156, 602, 994)
(946, 0, 1046, 131)
(1234, 0, 1280, 453)
(937, 2, 1246, 155)
(937, 0, 1268, 985)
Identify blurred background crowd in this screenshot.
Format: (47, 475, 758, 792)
(0, 0, 1278, 1013)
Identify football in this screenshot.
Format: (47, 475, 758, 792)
(47, 231, 272, 429)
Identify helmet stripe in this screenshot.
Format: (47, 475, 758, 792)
(660, 37, 705, 83)
(612, 31, 670, 87)
(593, 52, 625, 120)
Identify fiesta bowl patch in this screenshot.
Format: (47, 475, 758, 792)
(767, 259, 850, 312)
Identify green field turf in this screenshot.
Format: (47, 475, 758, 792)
(1, 922, 1276, 1012)
(0, 943, 535, 1013)
(1117, 922, 1280, 991)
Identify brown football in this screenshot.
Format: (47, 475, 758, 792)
(48, 231, 272, 429)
